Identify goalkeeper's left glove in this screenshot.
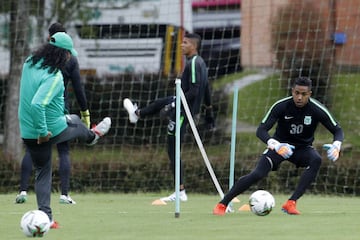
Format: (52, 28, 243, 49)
(323, 140, 342, 162)
(80, 109, 91, 128)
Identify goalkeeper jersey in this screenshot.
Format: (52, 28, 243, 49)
(181, 54, 211, 116)
(18, 57, 67, 139)
(256, 96, 344, 148)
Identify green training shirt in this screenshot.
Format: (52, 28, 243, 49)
(18, 57, 67, 139)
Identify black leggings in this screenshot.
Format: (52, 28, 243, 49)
(139, 96, 188, 187)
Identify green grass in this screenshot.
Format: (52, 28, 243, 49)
(212, 70, 258, 90)
(1, 193, 359, 239)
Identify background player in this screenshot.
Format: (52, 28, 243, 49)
(123, 33, 215, 202)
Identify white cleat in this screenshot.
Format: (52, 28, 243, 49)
(59, 195, 76, 204)
(15, 191, 27, 204)
(88, 117, 111, 145)
(160, 190, 188, 202)
(123, 98, 139, 124)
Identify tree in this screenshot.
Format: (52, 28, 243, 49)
(2, 0, 92, 161)
(3, 0, 30, 161)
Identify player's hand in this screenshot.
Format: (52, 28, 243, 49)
(80, 109, 91, 128)
(37, 132, 52, 144)
(205, 106, 215, 131)
(160, 102, 175, 121)
(274, 143, 295, 159)
(267, 138, 295, 159)
(323, 141, 342, 162)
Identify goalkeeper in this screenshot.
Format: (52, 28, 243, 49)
(15, 23, 91, 205)
(213, 77, 344, 215)
(124, 33, 215, 202)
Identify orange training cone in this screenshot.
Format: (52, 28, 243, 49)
(239, 204, 251, 211)
(151, 199, 167, 205)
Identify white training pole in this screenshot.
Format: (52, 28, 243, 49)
(227, 88, 238, 211)
(175, 78, 181, 218)
(229, 88, 238, 189)
(180, 89, 224, 199)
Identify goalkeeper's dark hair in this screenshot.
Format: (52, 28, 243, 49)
(185, 33, 202, 51)
(294, 77, 312, 90)
(27, 44, 69, 74)
(48, 22, 66, 36)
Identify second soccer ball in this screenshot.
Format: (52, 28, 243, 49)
(249, 190, 275, 216)
(20, 210, 51, 237)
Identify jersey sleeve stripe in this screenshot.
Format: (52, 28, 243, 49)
(191, 56, 197, 83)
(310, 98, 338, 126)
(261, 96, 292, 123)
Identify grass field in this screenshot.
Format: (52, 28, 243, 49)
(0, 193, 359, 239)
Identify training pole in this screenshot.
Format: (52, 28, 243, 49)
(228, 88, 238, 210)
(180, 89, 224, 199)
(175, 78, 181, 218)
(229, 88, 238, 190)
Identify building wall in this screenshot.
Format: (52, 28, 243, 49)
(335, 0, 360, 67)
(241, 0, 360, 69)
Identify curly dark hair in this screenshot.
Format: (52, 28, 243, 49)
(294, 77, 312, 90)
(27, 43, 69, 74)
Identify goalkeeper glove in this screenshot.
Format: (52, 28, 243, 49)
(80, 109, 91, 128)
(205, 106, 215, 131)
(322, 141, 342, 162)
(267, 138, 295, 159)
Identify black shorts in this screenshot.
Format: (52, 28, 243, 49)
(263, 145, 321, 171)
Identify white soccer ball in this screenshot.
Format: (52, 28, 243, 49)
(249, 190, 275, 216)
(20, 210, 51, 237)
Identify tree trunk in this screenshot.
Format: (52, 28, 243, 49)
(3, 0, 30, 162)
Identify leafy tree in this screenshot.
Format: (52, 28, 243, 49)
(2, 0, 92, 161)
(3, 0, 30, 161)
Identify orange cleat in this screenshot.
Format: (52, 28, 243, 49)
(213, 203, 227, 216)
(50, 220, 60, 229)
(281, 200, 301, 215)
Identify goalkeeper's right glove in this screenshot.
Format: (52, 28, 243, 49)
(267, 138, 295, 159)
(323, 141, 342, 162)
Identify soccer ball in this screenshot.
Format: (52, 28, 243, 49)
(20, 210, 51, 237)
(249, 190, 275, 216)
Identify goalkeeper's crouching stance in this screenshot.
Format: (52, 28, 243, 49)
(213, 77, 344, 216)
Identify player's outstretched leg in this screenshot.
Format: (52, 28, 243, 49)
(88, 117, 112, 145)
(123, 98, 139, 123)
